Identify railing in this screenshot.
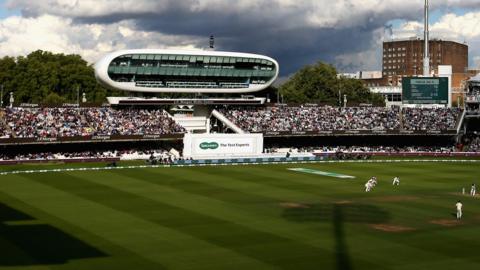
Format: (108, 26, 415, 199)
(166, 81, 218, 88)
(154, 81, 250, 89)
(211, 110, 245, 134)
(465, 95, 480, 103)
(136, 81, 165, 87)
(218, 82, 249, 88)
(457, 109, 466, 134)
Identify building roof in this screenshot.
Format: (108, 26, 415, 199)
(383, 37, 467, 46)
(469, 74, 480, 82)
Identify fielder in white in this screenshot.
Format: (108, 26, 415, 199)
(371, 177, 377, 186)
(456, 200, 463, 220)
(392, 176, 400, 186)
(470, 184, 476, 196)
(365, 181, 372, 192)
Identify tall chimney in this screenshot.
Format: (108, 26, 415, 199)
(423, 0, 430, 76)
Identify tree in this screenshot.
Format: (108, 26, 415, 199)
(0, 50, 122, 104)
(44, 92, 66, 104)
(0, 56, 16, 106)
(280, 61, 385, 106)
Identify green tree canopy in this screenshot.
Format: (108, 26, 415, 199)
(279, 61, 385, 106)
(0, 50, 121, 104)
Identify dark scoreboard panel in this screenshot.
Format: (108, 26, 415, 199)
(402, 77, 449, 104)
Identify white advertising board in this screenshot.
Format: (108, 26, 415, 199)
(183, 133, 263, 159)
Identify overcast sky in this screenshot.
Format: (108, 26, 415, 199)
(0, 0, 479, 77)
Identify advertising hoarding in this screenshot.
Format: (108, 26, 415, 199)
(183, 133, 263, 159)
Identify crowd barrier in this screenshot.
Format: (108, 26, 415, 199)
(314, 152, 480, 157)
(176, 156, 321, 165)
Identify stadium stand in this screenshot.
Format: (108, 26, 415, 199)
(2, 107, 185, 138)
(82, 108, 185, 136)
(0, 109, 8, 138)
(219, 106, 401, 132)
(0, 105, 464, 140)
(219, 106, 461, 133)
(5, 107, 85, 138)
(0, 104, 473, 164)
(463, 135, 480, 152)
(267, 145, 459, 154)
(402, 107, 461, 131)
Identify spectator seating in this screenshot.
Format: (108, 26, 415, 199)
(2, 107, 185, 138)
(402, 107, 461, 131)
(220, 106, 461, 133)
(0, 106, 463, 139)
(219, 106, 402, 132)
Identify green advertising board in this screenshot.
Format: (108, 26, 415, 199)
(402, 77, 449, 104)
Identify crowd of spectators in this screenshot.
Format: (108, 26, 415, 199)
(1, 107, 185, 138)
(463, 136, 480, 152)
(0, 124, 7, 138)
(317, 145, 457, 153)
(221, 106, 401, 132)
(83, 108, 185, 136)
(402, 107, 461, 131)
(0, 105, 465, 139)
(0, 150, 116, 161)
(4, 107, 85, 138)
(267, 145, 459, 154)
(0, 109, 9, 138)
(220, 106, 461, 133)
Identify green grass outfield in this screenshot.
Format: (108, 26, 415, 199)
(1, 160, 480, 270)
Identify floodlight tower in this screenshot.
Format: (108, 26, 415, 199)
(209, 35, 215, 49)
(423, 0, 430, 76)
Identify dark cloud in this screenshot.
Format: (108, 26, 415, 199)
(7, 0, 480, 74)
(70, 9, 385, 74)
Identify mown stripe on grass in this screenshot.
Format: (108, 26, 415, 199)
(214, 165, 365, 200)
(110, 167, 273, 206)
(3, 174, 275, 270)
(3, 162, 476, 269)
(106, 168, 335, 237)
(157, 166, 325, 204)
(0, 191, 163, 270)
(91, 170, 390, 270)
(45, 171, 340, 270)
(159, 165, 359, 205)
(201, 166, 339, 198)
(0, 159, 478, 177)
(393, 229, 480, 263)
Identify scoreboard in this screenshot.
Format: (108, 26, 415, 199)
(402, 77, 449, 104)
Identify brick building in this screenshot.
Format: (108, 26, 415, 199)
(364, 38, 468, 89)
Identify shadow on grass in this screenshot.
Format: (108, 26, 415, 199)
(0, 203, 107, 266)
(283, 203, 390, 270)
